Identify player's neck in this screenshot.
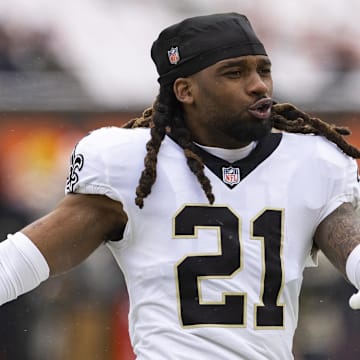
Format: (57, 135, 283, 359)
(194, 141, 257, 162)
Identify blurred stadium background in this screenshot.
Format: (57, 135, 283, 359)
(0, 0, 359, 359)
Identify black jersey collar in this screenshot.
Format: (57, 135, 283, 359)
(168, 132, 282, 189)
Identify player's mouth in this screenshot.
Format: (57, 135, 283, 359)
(248, 98, 273, 119)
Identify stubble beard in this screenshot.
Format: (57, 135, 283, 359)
(218, 114, 272, 144)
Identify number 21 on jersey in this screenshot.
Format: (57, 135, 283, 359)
(173, 205, 284, 329)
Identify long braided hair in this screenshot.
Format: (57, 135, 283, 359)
(123, 86, 360, 208)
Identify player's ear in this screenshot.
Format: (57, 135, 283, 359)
(173, 78, 195, 105)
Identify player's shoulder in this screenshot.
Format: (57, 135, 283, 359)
(281, 132, 353, 164)
(77, 126, 151, 152)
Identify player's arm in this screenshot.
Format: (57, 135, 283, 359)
(0, 193, 127, 305)
(22, 193, 127, 275)
(314, 202, 360, 308)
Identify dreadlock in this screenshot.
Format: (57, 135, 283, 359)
(271, 103, 360, 158)
(123, 98, 360, 209)
(123, 84, 214, 209)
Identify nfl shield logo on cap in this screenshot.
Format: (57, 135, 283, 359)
(222, 166, 240, 186)
(167, 46, 180, 65)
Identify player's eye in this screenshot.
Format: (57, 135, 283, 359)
(224, 69, 243, 78)
(258, 67, 272, 76)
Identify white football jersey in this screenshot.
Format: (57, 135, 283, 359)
(65, 127, 360, 360)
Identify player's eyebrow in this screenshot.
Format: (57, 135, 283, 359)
(217, 56, 272, 69)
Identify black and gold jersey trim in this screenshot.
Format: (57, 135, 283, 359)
(168, 132, 282, 189)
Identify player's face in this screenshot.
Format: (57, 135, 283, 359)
(179, 55, 273, 148)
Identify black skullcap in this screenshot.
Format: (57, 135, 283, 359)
(151, 13, 267, 85)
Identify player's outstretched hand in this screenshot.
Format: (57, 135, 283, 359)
(349, 290, 360, 310)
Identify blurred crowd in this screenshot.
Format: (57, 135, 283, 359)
(0, 24, 61, 73)
(0, 1, 359, 359)
(0, 0, 360, 109)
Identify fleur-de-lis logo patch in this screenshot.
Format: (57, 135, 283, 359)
(66, 148, 84, 193)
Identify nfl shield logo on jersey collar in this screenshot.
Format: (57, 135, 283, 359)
(222, 166, 240, 186)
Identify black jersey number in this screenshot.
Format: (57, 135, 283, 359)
(174, 205, 284, 328)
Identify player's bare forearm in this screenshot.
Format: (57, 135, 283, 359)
(314, 202, 360, 277)
(21, 193, 127, 276)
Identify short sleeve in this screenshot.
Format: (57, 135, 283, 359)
(64, 129, 123, 202)
(318, 155, 360, 224)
